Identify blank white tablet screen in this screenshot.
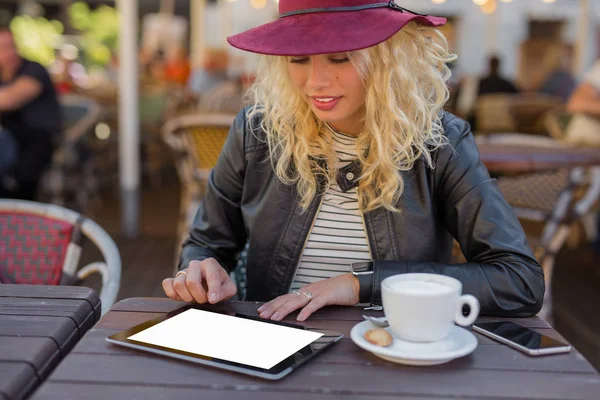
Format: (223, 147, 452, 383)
(128, 309, 323, 369)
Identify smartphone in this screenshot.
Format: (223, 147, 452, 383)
(472, 321, 571, 356)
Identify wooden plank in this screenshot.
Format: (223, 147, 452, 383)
(31, 383, 452, 400)
(92, 302, 101, 323)
(0, 337, 61, 378)
(95, 312, 164, 331)
(0, 285, 99, 306)
(0, 310, 96, 339)
(321, 340, 596, 374)
(44, 353, 600, 399)
(0, 298, 95, 333)
(72, 327, 595, 374)
(109, 298, 551, 328)
(0, 315, 78, 354)
(0, 362, 38, 400)
(110, 297, 233, 313)
(0, 285, 100, 324)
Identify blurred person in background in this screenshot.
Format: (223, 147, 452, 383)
(164, 47, 191, 87)
(51, 51, 76, 94)
(477, 55, 519, 96)
(187, 48, 230, 96)
(0, 124, 17, 181)
(0, 24, 61, 200)
(198, 72, 255, 114)
(463, 55, 520, 129)
(536, 47, 577, 102)
(145, 49, 167, 83)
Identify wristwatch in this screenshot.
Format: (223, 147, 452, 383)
(351, 261, 373, 304)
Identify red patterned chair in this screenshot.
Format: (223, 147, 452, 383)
(0, 199, 121, 314)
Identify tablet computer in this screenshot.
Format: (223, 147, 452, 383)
(106, 305, 343, 380)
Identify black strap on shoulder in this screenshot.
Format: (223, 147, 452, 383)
(279, 1, 429, 19)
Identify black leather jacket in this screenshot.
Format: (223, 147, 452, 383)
(180, 107, 545, 317)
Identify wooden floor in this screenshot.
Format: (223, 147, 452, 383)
(78, 169, 600, 373)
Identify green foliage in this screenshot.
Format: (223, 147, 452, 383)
(10, 16, 63, 66)
(68, 2, 119, 67)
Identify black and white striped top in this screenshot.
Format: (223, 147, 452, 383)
(290, 126, 372, 291)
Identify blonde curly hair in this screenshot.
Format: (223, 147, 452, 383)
(246, 22, 457, 212)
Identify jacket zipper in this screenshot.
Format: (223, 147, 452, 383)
(286, 194, 325, 293)
(359, 189, 374, 259)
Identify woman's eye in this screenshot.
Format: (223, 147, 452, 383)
(330, 57, 349, 64)
(289, 58, 309, 64)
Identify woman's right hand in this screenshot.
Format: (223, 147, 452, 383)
(162, 258, 237, 304)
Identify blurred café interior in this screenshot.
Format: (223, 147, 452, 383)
(1, 0, 600, 370)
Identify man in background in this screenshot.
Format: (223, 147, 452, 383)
(0, 24, 61, 200)
(478, 55, 520, 96)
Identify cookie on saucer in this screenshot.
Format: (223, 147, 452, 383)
(364, 328, 393, 347)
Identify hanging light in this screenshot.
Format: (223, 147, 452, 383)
(251, 0, 267, 9)
(431, 0, 447, 4)
(473, 0, 488, 6)
(481, 0, 497, 14)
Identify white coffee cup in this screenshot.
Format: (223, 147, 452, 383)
(381, 273, 480, 342)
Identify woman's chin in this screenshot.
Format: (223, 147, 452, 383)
(311, 109, 342, 124)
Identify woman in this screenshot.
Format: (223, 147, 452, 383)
(163, 0, 545, 322)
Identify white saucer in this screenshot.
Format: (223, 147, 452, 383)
(350, 320, 478, 366)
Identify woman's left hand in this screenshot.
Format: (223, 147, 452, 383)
(257, 273, 360, 322)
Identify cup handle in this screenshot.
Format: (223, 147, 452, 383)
(454, 294, 480, 326)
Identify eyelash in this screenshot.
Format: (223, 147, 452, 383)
(289, 58, 349, 64)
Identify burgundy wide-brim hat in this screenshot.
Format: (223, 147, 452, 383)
(227, 0, 446, 56)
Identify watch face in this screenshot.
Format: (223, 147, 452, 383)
(351, 261, 373, 274)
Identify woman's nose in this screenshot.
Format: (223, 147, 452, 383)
(306, 60, 332, 90)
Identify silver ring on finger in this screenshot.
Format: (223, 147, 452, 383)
(175, 270, 188, 278)
(301, 291, 313, 301)
(291, 290, 301, 296)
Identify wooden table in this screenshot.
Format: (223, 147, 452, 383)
(31, 298, 600, 399)
(477, 139, 600, 175)
(0, 285, 100, 400)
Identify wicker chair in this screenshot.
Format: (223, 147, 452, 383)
(474, 94, 517, 134)
(509, 94, 564, 136)
(474, 134, 600, 319)
(162, 113, 248, 298)
(475, 94, 563, 136)
(162, 113, 236, 262)
(0, 200, 121, 315)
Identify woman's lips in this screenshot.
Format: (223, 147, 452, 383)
(311, 96, 341, 111)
